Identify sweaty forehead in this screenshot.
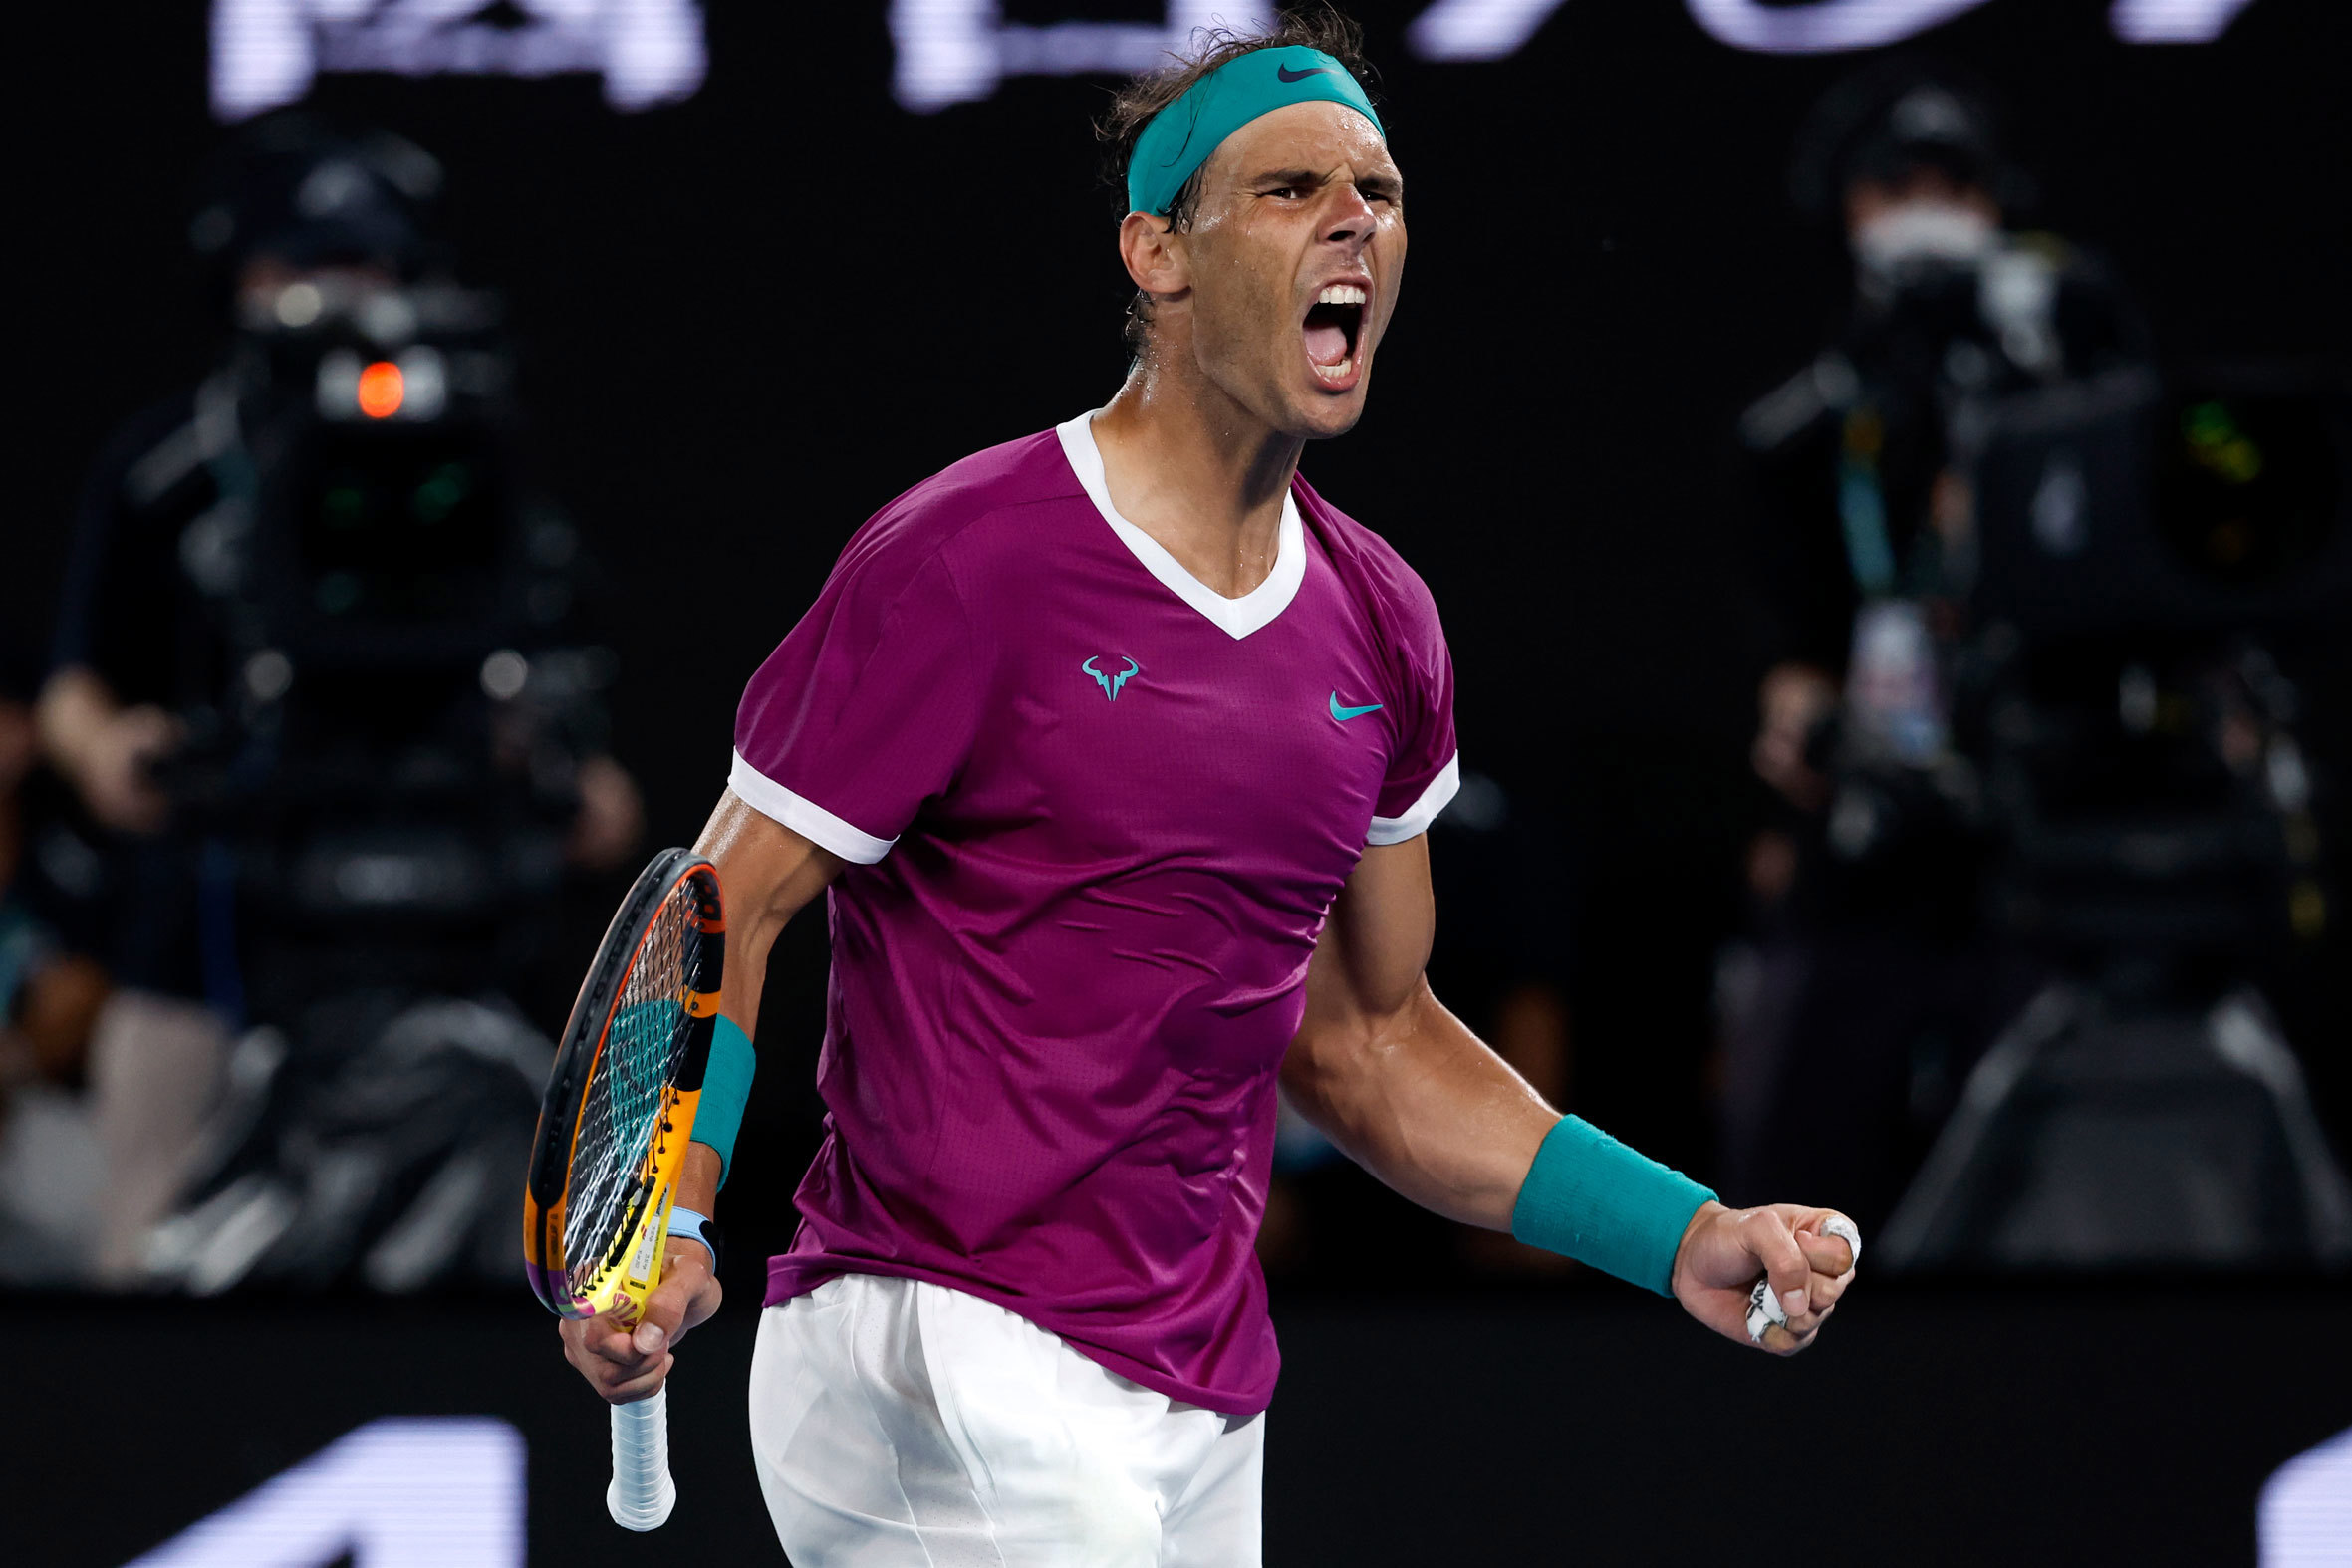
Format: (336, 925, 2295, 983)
(1198, 100, 1398, 191)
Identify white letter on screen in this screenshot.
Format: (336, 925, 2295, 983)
(1685, 0, 1994, 54)
(1409, 0, 1573, 61)
(892, 0, 1001, 113)
(212, 0, 323, 122)
(126, 1417, 525, 1568)
(598, 0, 709, 111)
(211, 0, 706, 120)
(2261, 1427, 2352, 1568)
(892, 2, 1283, 114)
(2109, 0, 2259, 43)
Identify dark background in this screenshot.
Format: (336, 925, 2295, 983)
(13, 3, 2352, 1561)
(22, 1282, 2351, 1566)
(16, 2, 2348, 1250)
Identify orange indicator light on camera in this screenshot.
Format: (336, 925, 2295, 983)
(357, 361, 405, 419)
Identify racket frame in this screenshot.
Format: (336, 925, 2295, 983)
(523, 848, 726, 1323)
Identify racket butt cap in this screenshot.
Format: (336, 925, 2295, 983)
(607, 1473, 677, 1531)
(608, 1388, 677, 1530)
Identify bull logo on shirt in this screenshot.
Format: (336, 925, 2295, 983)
(1081, 655, 1141, 702)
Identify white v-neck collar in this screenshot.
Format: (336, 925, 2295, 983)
(1056, 410, 1306, 642)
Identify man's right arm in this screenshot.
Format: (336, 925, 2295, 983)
(558, 787, 844, 1404)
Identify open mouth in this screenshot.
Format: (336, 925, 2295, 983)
(1302, 283, 1367, 384)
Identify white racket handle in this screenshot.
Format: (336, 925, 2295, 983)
(607, 1387, 677, 1530)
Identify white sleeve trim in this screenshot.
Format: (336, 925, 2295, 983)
(1367, 753, 1460, 846)
(728, 750, 896, 865)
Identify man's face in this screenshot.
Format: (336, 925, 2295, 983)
(1173, 101, 1406, 440)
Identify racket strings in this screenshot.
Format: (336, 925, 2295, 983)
(564, 882, 711, 1292)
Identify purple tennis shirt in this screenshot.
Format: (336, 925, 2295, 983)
(731, 413, 1458, 1415)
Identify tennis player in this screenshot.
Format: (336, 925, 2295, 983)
(561, 12, 1859, 1563)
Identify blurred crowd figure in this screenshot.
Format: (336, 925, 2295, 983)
(1720, 61, 2351, 1261)
(1721, 63, 2138, 1230)
(0, 116, 641, 1290)
(0, 650, 112, 1279)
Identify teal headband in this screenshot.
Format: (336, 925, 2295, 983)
(1126, 45, 1385, 219)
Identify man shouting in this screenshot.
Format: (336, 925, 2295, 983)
(561, 12, 1861, 1564)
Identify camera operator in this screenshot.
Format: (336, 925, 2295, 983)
(35, 116, 641, 1284)
(1722, 64, 2151, 1229)
(0, 641, 113, 1282)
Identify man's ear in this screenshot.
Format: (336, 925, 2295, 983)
(1118, 210, 1190, 303)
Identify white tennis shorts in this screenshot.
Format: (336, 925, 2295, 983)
(748, 1272, 1265, 1568)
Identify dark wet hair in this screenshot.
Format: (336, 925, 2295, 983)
(1097, 5, 1379, 354)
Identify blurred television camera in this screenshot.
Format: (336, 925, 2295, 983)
(164, 265, 607, 1018)
(1956, 366, 2347, 969)
(1868, 366, 2352, 1271)
(1806, 368, 2348, 968)
(33, 117, 640, 1293)
(1727, 63, 2352, 1267)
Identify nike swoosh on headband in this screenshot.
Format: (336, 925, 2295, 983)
(1126, 46, 1384, 217)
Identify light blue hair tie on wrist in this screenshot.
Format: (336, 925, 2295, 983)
(1127, 45, 1384, 219)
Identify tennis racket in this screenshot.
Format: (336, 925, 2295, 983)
(523, 847, 726, 1531)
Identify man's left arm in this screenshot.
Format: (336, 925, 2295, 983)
(1279, 834, 1858, 1353)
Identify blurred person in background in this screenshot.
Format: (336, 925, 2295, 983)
(1722, 61, 2151, 1231)
(0, 642, 113, 1282)
(35, 115, 643, 1288)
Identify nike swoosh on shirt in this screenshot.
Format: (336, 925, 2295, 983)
(1277, 64, 1335, 82)
(1329, 693, 1384, 722)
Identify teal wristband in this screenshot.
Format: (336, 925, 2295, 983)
(690, 1014, 756, 1189)
(1510, 1115, 1716, 1296)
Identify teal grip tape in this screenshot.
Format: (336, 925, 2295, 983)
(691, 1013, 756, 1189)
(1509, 1115, 1716, 1296)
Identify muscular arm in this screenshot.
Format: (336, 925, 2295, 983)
(1279, 835, 1556, 1230)
(562, 789, 844, 1403)
(1282, 834, 1860, 1353)
(666, 789, 845, 1221)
